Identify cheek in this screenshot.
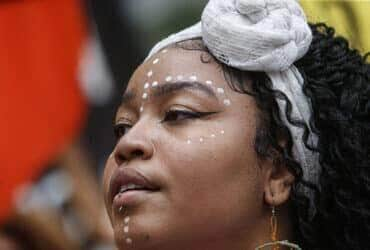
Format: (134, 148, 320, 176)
(160, 119, 260, 211)
(158, 130, 262, 239)
(102, 154, 116, 211)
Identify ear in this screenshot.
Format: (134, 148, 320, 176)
(263, 162, 295, 206)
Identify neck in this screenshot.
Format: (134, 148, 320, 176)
(188, 203, 295, 250)
(128, 203, 295, 250)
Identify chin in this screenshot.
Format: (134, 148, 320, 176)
(111, 213, 166, 250)
(113, 233, 164, 250)
(114, 229, 150, 250)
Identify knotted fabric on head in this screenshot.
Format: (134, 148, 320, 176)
(147, 0, 320, 218)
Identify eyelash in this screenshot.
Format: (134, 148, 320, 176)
(113, 123, 131, 140)
(113, 110, 214, 139)
(162, 109, 203, 123)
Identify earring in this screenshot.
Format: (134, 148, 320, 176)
(255, 205, 302, 250)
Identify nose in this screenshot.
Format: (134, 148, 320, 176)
(113, 121, 154, 166)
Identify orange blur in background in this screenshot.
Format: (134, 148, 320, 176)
(0, 0, 87, 224)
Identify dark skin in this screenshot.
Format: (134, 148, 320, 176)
(103, 47, 295, 250)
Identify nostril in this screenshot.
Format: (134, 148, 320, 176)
(131, 149, 144, 158)
(114, 151, 126, 166)
(114, 149, 145, 165)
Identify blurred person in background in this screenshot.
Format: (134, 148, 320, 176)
(0, 0, 138, 249)
(103, 0, 370, 250)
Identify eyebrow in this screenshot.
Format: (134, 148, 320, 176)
(120, 81, 218, 107)
(152, 81, 217, 99)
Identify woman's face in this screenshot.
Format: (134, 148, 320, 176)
(103, 47, 269, 250)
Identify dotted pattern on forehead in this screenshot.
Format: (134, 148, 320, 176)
(140, 49, 179, 113)
(153, 58, 160, 64)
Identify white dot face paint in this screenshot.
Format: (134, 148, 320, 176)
(140, 68, 232, 147)
(161, 49, 168, 53)
(123, 216, 132, 245)
(156, 76, 232, 146)
(153, 58, 159, 64)
(185, 130, 228, 145)
(217, 88, 225, 94)
(189, 75, 197, 81)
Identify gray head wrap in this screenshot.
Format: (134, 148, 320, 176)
(147, 0, 320, 218)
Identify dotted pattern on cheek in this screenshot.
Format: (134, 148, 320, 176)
(186, 129, 226, 145)
(138, 49, 232, 145)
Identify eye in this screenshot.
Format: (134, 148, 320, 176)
(113, 123, 132, 139)
(162, 109, 202, 123)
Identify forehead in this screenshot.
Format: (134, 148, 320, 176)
(127, 47, 224, 91)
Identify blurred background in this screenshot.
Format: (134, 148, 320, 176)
(0, 1, 369, 249)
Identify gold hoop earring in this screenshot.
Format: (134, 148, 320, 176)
(255, 205, 302, 250)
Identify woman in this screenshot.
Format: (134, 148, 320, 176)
(103, 0, 370, 249)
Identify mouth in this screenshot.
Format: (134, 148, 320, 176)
(109, 167, 160, 208)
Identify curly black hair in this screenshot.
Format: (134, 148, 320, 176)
(175, 23, 370, 250)
(294, 23, 370, 250)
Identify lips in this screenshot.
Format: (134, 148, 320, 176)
(109, 167, 159, 204)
